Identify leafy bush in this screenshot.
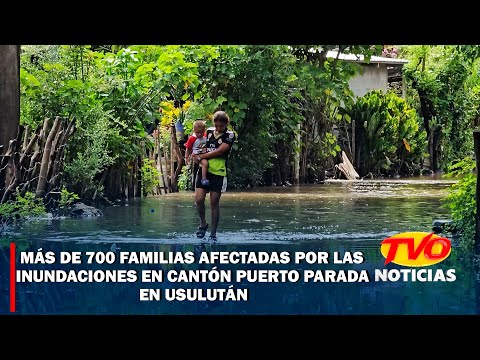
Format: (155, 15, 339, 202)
(64, 110, 118, 199)
(177, 165, 191, 191)
(0, 190, 46, 229)
(442, 157, 476, 249)
(347, 90, 427, 177)
(140, 159, 160, 196)
(59, 186, 80, 208)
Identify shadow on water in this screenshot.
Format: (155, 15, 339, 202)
(0, 179, 477, 315)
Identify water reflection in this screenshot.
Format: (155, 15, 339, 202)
(0, 179, 476, 315)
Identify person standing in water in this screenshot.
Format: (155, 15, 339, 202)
(193, 111, 236, 241)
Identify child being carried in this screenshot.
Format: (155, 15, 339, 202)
(185, 119, 210, 186)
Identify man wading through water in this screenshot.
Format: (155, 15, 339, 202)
(193, 111, 236, 241)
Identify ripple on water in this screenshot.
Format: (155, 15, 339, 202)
(40, 230, 398, 245)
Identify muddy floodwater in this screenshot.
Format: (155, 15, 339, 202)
(1, 179, 476, 315)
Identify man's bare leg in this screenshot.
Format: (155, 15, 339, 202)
(209, 191, 221, 236)
(195, 187, 208, 228)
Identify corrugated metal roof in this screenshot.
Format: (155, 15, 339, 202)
(326, 50, 409, 65)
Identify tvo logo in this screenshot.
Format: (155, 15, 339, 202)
(380, 232, 451, 267)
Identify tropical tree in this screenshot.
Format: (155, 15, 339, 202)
(401, 45, 480, 172)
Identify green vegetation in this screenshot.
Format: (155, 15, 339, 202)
(17, 45, 381, 197)
(345, 90, 426, 177)
(400, 45, 480, 172)
(4, 44, 480, 250)
(58, 186, 80, 209)
(0, 190, 46, 230)
(140, 159, 160, 196)
(177, 165, 191, 191)
(396, 45, 480, 251)
(442, 157, 476, 249)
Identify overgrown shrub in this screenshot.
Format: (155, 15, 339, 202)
(346, 90, 427, 177)
(140, 159, 160, 196)
(64, 110, 118, 199)
(59, 186, 80, 208)
(0, 190, 46, 231)
(442, 157, 476, 250)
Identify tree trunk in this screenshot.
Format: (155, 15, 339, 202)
(35, 117, 61, 198)
(293, 123, 300, 185)
(170, 126, 175, 191)
(156, 128, 168, 194)
(0, 45, 20, 155)
(273, 149, 281, 185)
(170, 125, 184, 192)
(0, 45, 20, 193)
(277, 141, 288, 185)
(411, 78, 438, 171)
(431, 125, 441, 173)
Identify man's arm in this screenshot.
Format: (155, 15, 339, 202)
(196, 143, 231, 161)
(185, 147, 191, 164)
(184, 136, 195, 164)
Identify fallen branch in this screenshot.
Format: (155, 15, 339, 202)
(335, 150, 360, 180)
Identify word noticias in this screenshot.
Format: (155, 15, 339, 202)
(378, 231, 455, 282)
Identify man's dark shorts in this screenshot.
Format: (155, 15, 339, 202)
(195, 168, 227, 193)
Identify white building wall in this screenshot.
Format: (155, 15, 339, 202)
(348, 64, 388, 98)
